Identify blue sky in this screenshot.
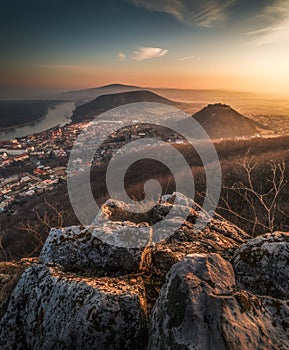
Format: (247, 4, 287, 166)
(1, 0, 289, 95)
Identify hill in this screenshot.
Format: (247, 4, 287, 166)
(60, 83, 142, 102)
(96, 83, 140, 90)
(71, 90, 177, 123)
(182, 103, 267, 139)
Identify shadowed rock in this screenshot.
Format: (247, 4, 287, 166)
(232, 232, 289, 299)
(0, 264, 147, 350)
(149, 253, 289, 350)
(2, 194, 289, 349)
(39, 223, 149, 275)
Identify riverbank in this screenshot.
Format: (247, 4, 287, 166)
(0, 100, 63, 131)
(0, 115, 47, 133)
(0, 101, 75, 141)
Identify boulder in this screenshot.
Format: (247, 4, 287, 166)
(136, 195, 250, 313)
(39, 223, 148, 275)
(5, 193, 284, 350)
(39, 193, 251, 315)
(149, 253, 289, 350)
(98, 192, 194, 224)
(232, 232, 289, 299)
(0, 264, 147, 350)
(40, 193, 250, 278)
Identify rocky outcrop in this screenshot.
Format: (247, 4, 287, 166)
(0, 258, 37, 319)
(2, 193, 289, 349)
(40, 192, 250, 285)
(39, 223, 147, 275)
(101, 192, 251, 260)
(0, 264, 147, 350)
(181, 103, 267, 139)
(232, 232, 289, 299)
(149, 253, 289, 350)
(38, 193, 250, 314)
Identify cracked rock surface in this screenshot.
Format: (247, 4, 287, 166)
(1, 193, 289, 349)
(149, 253, 289, 350)
(232, 232, 289, 299)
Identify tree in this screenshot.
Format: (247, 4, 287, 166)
(219, 157, 288, 235)
(17, 198, 65, 257)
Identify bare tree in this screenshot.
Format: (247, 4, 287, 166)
(0, 235, 10, 260)
(17, 198, 65, 257)
(219, 157, 288, 234)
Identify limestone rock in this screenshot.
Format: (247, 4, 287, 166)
(232, 232, 289, 299)
(0, 258, 37, 319)
(98, 193, 251, 313)
(0, 264, 147, 350)
(39, 223, 148, 275)
(40, 193, 250, 278)
(4, 193, 286, 350)
(100, 192, 251, 260)
(149, 253, 289, 350)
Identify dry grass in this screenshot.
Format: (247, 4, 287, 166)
(0, 258, 37, 318)
(2, 135, 289, 261)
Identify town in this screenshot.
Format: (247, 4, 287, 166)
(0, 122, 85, 214)
(0, 113, 186, 214)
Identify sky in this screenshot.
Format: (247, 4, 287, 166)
(1, 0, 289, 96)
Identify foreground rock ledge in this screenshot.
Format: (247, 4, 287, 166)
(39, 223, 147, 275)
(149, 253, 289, 350)
(0, 264, 147, 350)
(232, 232, 289, 300)
(2, 193, 289, 349)
(39, 192, 250, 277)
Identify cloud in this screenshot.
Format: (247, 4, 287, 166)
(132, 47, 168, 61)
(128, 0, 235, 27)
(118, 52, 126, 61)
(260, 0, 289, 22)
(179, 55, 195, 61)
(36, 64, 81, 70)
(245, 27, 281, 36)
(245, 0, 289, 46)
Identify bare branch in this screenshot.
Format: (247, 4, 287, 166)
(220, 158, 287, 234)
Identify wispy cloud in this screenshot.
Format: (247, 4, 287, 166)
(128, 0, 235, 27)
(260, 0, 289, 22)
(179, 55, 195, 61)
(245, 27, 281, 36)
(245, 0, 289, 46)
(36, 64, 81, 70)
(132, 47, 168, 61)
(118, 52, 126, 61)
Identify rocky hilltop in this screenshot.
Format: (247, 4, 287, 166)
(182, 103, 267, 139)
(1, 193, 289, 349)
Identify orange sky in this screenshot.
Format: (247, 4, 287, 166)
(1, 0, 289, 98)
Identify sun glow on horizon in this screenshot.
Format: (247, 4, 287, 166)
(1, 0, 289, 98)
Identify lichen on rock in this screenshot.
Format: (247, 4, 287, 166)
(1, 193, 289, 349)
(232, 232, 289, 299)
(149, 253, 289, 350)
(0, 264, 148, 350)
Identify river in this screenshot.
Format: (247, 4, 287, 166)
(0, 101, 75, 141)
